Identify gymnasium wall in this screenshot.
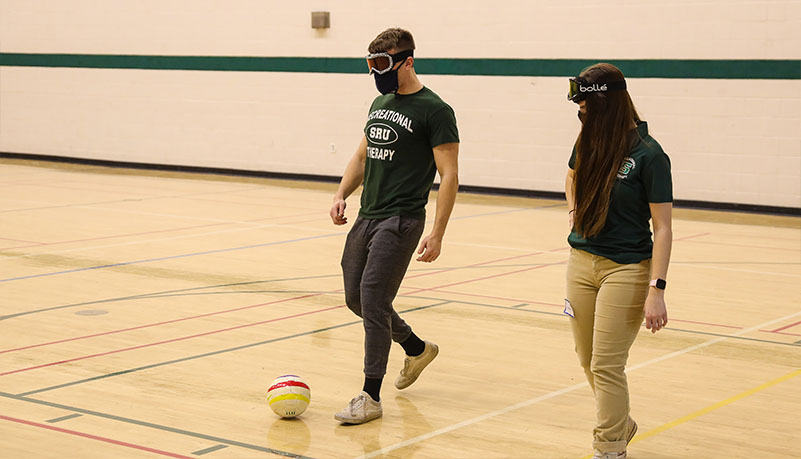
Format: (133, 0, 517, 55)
(1, 1, 799, 209)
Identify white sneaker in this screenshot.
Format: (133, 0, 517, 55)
(334, 391, 382, 424)
(395, 341, 439, 390)
(591, 452, 626, 459)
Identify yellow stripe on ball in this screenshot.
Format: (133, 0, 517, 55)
(269, 393, 310, 405)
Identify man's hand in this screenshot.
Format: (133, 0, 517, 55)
(416, 233, 442, 262)
(330, 199, 348, 225)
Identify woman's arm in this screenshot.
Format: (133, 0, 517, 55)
(644, 202, 673, 333)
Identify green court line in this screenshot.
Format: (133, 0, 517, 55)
(191, 444, 228, 455)
(16, 301, 452, 396)
(45, 413, 82, 423)
(0, 391, 312, 459)
(1, 53, 798, 79)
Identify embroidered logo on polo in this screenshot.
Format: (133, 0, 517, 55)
(617, 157, 636, 179)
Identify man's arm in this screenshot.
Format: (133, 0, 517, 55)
(417, 142, 459, 262)
(330, 136, 368, 225)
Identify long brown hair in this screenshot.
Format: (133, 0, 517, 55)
(572, 63, 641, 238)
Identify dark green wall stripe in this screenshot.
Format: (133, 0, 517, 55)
(1, 53, 799, 79)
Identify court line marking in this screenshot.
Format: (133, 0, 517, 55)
(0, 184, 266, 215)
(15, 301, 451, 396)
(0, 414, 196, 459)
(0, 250, 549, 353)
(673, 264, 801, 278)
(1, 303, 346, 377)
(0, 253, 546, 321)
(680, 238, 801, 251)
(770, 329, 801, 337)
(1, 217, 335, 262)
(627, 367, 801, 446)
(191, 444, 229, 455)
(0, 409, 310, 459)
(0, 303, 451, 457)
(0, 204, 560, 282)
(45, 413, 82, 423)
(770, 319, 801, 333)
(1, 210, 320, 251)
(4, 251, 562, 375)
(0, 231, 344, 283)
(355, 309, 801, 458)
(0, 293, 322, 355)
(468, 302, 800, 348)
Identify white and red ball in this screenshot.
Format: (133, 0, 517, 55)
(267, 375, 310, 418)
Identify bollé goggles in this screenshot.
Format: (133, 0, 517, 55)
(366, 49, 414, 75)
(568, 77, 627, 102)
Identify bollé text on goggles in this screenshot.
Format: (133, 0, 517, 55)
(567, 77, 627, 102)
(366, 49, 414, 75)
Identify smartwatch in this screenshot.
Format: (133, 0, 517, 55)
(649, 278, 667, 290)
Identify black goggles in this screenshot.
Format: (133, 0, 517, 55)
(567, 77, 627, 102)
(365, 49, 414, 75)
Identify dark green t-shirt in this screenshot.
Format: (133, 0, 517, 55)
(568, 121, 672, 264)
(359, 86, 459, 219)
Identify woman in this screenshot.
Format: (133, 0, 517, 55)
(564, 63, 673, 459)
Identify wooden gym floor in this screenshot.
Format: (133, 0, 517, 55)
(1, 158, 799, 459)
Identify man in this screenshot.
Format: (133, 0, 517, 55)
(329, 27, 460, 424)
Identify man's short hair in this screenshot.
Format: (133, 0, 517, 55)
(368, 28, 416, 54)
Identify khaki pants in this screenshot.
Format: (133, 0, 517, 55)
(566, 249, 650, 453)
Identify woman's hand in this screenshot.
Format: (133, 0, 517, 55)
(644, 290, 668, 333)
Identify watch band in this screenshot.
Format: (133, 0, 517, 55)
(649, 278, 667, 290)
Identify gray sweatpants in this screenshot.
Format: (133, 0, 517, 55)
(341, 215, 426, 379)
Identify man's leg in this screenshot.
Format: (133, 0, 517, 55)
(335, 216, 425, 424)
(359, 216, 425, 383)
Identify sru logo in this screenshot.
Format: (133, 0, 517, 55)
(367, 123, 398, 145)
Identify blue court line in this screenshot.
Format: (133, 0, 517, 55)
(0, 232, 344, 283)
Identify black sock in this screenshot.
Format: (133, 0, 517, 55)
(362, 377, 382, 402)
(400, 332, 425, 357)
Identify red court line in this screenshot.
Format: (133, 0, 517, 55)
(0, 293, 322, 355)
(0, 250, 549, 355)
(0, 414, 194, 459)
(681, 239, 799, 250)
(405, 250, 558, 280)
(402, 287, 562, 308)
(673, 232, 711, 242)
(670, 318, 743, 330)
(0, 236, 43, 243)
(0, 304, 345, 377)
(764, 329, 801, 337)
(0, 250, 569, 374)
(2, 210, 321, 250)
(769, 319, 801, 333)
(405, 260, 568, 295)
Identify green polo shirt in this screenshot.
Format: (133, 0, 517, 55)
(568, 121, 672, 264)
(359, 87, 459, 219)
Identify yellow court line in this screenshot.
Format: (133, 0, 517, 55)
(579, 367, 801, 459)
(631, 367, 801, 444)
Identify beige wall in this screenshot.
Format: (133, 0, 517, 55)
(1, 1, 800, 208)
